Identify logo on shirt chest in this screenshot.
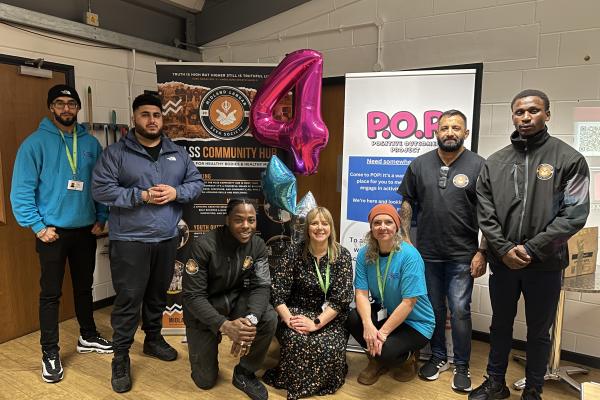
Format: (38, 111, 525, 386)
(452, 174, 469, 188)
(536, 163, 554, 180)
(242, 256, 253, 270)
(185, 259, 199, 275)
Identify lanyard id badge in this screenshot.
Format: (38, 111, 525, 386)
(375, 251, 394, 322)
(314, 249, 331, 304)
(67, 180, 84, 191)
(377, 307, 388, 321)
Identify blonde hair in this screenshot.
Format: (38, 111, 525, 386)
(302, 206, 341, 263)
(363, 230, 402, 264)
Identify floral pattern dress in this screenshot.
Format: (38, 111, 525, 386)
(263, 242, 354, 400)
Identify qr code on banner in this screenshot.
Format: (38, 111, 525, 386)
(576, 122, 600, 156)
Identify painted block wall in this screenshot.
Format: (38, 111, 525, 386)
(201, 0, 600, 358)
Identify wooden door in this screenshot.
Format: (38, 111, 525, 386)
(296, 81, 345, 236)
(0, 59, 76, 343)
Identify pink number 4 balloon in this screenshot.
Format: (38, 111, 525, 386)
(251, 49, 329, 175)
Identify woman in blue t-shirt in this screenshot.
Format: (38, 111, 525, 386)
(347, 203, 435, 385)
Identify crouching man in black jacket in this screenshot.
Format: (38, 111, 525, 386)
(471, 89, 590, 400)
(182, 198, 277, 400)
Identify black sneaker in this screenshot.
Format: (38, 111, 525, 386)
(143, 335, 178, 361)
(469, 376, 510, 400)
(419, 356, 449, 380)
(111, 354, 132, 393)
(521, 387, 542, 400)
(77, 334, 113, 354)
(41, 350, 64, 383)
(452, 364, 473, 392)
(232, 365, 268, 400)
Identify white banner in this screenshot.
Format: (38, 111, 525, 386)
(340, 69, 478, 260)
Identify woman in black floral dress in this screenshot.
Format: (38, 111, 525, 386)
(263, 206, 353, 400)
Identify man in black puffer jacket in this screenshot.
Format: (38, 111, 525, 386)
(471, 89, 590, 400)
(183, 198, 277, 400)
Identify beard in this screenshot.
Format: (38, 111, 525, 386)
(134, 126, 162, 140)
(53, 112, 76, 127)
(437, 136, 464, 152)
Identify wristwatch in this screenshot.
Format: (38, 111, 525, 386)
(245, 314, 258, 326)
(313, 317, 321, 326)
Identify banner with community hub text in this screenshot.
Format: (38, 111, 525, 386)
(156, 62, 292, 333)
(341, 67, 481, 259)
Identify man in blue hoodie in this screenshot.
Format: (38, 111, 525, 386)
(92, 93, 204, 393)
(11, 84, 113, 384)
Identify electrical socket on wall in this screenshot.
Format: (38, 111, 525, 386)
(85, 11, 99, 27)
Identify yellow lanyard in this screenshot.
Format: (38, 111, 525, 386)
(58, 126, 78, 177)
(313, 249, 331, 298)
(376, 251, 395, 307)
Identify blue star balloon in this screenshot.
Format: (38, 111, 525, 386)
(295, 191, 317, 217)
(262, 155, 297, 214)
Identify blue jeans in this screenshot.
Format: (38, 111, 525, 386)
(424, 261, 473, 366)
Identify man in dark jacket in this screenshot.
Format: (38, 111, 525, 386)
(183, 198, 277, 400)
(92, 93, 204, 393)
(398, 109, 487, 392)
(471, 89, 590, 400)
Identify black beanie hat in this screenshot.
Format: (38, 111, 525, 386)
(132, 93, 162, 111)
(47, 84, 81, 108)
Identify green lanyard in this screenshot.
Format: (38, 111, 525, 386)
(313, 249, 331, 298)
(58, 126, 78, 177)
(376, 251, 395, 307)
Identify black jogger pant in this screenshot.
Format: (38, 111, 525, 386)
(109, 237, 178, 354)
(486, 264, 562, 391)
(186, 298, 277, 390)
(36, 226, 98, 353)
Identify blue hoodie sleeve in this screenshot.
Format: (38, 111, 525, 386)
(92, 140, 109, 222)
(92, 143, 145, 208)
(175, 149, 204, 203)
(10, 138, 46, 233)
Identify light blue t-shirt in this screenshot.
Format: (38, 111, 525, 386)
(354, 242, 435, 339)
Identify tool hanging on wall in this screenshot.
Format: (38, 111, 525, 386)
(110, 110, 118, 143)
(103, 124, 110, 148)
(87, 86, 94, 134)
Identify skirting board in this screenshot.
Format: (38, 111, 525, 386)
(472, 330, 600, 370)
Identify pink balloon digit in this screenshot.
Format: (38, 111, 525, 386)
(251, 49, 329, 175)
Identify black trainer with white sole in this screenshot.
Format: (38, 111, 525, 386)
(77, 334, 114, 354)
(452, 364, 473, 392)
(42, 350, 64, 383)
(419, 356, 450, 380)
